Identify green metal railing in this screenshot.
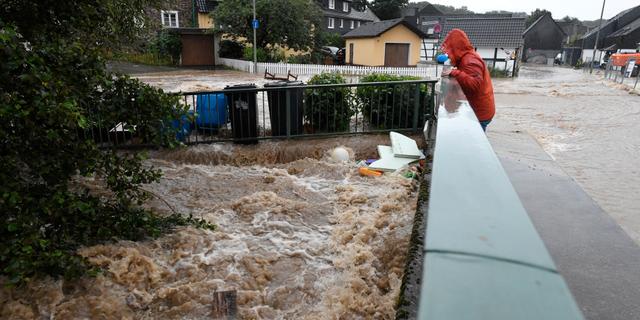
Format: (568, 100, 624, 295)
(414, 78, 584, 319)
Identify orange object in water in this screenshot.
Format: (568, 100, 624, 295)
(610, 53, 640, 67)
(359, 167, 383, 177)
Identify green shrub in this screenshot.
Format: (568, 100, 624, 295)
(243, 46, 269, 62)
(219, 40, 245, 58)
(489, 68, 509, 78)
(151, 30, 182, 64)
(304, 73, 355, 132)
(0, 23, 213, 286)
(356, 74, 430, 129)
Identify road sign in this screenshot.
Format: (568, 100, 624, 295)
(252, 19, 259, 29)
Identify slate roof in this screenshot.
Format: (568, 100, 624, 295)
(343, 18, 428, 39)
(195, 0, 218, 13)
(323, 8, 380, 22)
(440, 17, 525, 48)
(581, 5, 640, 40)
(606, 16, 640, 38)
(523, 13, 566, 37)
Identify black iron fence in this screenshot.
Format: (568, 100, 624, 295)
(83, 79, 438, 147)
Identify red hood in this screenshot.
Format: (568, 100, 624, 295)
(441, 29, 474, 66)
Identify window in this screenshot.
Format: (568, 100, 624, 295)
(340, 19, 344, 28)
(357, 21, 361, 28)
(328, 17, 335, 29)
(329, 0, 335, 9)
(161, 10, 179, 28)
(350, 20, 354, 29)
(427, 28, 434, 34)
(343, 2, 349, 12)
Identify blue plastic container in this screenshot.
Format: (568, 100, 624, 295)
(436, 54, 449, 64)
(171, 112, 193, 142)
(195, 94, 227, 128)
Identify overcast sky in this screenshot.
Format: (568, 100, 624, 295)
(421, 0, 638, 20)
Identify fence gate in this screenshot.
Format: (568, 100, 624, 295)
(180, 34, 215, 66)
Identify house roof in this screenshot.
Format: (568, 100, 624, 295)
(343, 18, 428, 39)
(440, 17, 526, 48)
(323, 7, 380, 22)
(523, 13, 566, 37)
(581, 5, 640, 40)
(195, 0, 218, 13)
(606, 16, 640, 38)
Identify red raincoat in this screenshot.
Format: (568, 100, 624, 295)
(441, 29, 495, 121)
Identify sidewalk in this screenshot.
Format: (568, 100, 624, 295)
(489, 121, 640, 320)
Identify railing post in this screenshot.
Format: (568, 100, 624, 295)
(412, 83, 421, 132)
(286, 87, 291, 138)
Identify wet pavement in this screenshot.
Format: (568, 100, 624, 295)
(489, 66, 640, 320)
(491, 65, 640, 245)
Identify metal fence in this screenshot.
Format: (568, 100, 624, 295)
(602, 61, 640, 90)
(585, 61, 640, 90)
(83, 80, 438, 147)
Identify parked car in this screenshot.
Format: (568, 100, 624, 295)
(319, 46, 345, 65)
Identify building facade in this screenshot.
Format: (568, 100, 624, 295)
(522, 13, 566, 63)
(317, 0, 380, 35)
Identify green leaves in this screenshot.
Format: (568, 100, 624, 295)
(305, 73, 355, 133)
(0, 21, 210, 285)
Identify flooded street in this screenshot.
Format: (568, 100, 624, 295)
(491, 65, 640, 243)
(1, 138, 419, 319)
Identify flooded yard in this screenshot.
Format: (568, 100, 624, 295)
(1, 136, 420, 319)
(491, 65, 640, 244)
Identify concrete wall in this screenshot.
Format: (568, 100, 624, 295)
(346, 24, 422, 66)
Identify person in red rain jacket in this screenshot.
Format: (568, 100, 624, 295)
(441, 29, 495, 131)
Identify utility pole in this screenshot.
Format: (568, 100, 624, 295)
(590, 0, 606, 74)
(253, 0, 257, 74)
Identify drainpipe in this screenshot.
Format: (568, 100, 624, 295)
(192, 0, 197, 27)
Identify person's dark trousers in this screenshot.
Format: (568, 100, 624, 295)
(480, 119, 492, 132)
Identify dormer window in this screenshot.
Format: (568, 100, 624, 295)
(161, 10, 179, 28)
(343, 2, 349, 12)
(329, 0, 335, 9)
(350, 20, 354, 29)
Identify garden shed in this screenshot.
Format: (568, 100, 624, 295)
(343, 18, 428, 67)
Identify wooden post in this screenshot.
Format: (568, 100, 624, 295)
(212, 290, 237, 319)
(493, 48, 498, 70)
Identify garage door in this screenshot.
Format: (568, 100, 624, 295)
(384, 43, 410, 67)
(180, 34, 215, 66)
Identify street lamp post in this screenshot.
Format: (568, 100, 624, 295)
(253, 0, 257, 74)
(590, 0, 606, 74)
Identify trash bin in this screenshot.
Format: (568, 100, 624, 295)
(224, 84, 258, 144)
(264, 81, 305, 136)
(195, 93, 227, 130)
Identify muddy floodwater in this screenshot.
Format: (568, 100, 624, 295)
(492, 65, 640, 243)
(1, 137, 420, 319)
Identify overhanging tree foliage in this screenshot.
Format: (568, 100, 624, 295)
(0, 0, 213, 285)
(214, 0, 322, 53)
(370, 0, 408, 20)
(527, 9, 553, 27)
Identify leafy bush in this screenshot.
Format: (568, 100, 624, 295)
(151, 30, 182, 65)
(356, 74, 430, 129)
(304, 73, 355, 132)
(318, 31, 346, 48)
(219, 40, 245, 58)
(0, 22, 213, 286)
(489, 68, 509, 78)
(243, 46, 269, 62)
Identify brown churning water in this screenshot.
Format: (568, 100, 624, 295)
(1, 136, 421, 319)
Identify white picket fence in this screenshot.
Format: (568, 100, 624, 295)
(218, 58, 437, 78)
